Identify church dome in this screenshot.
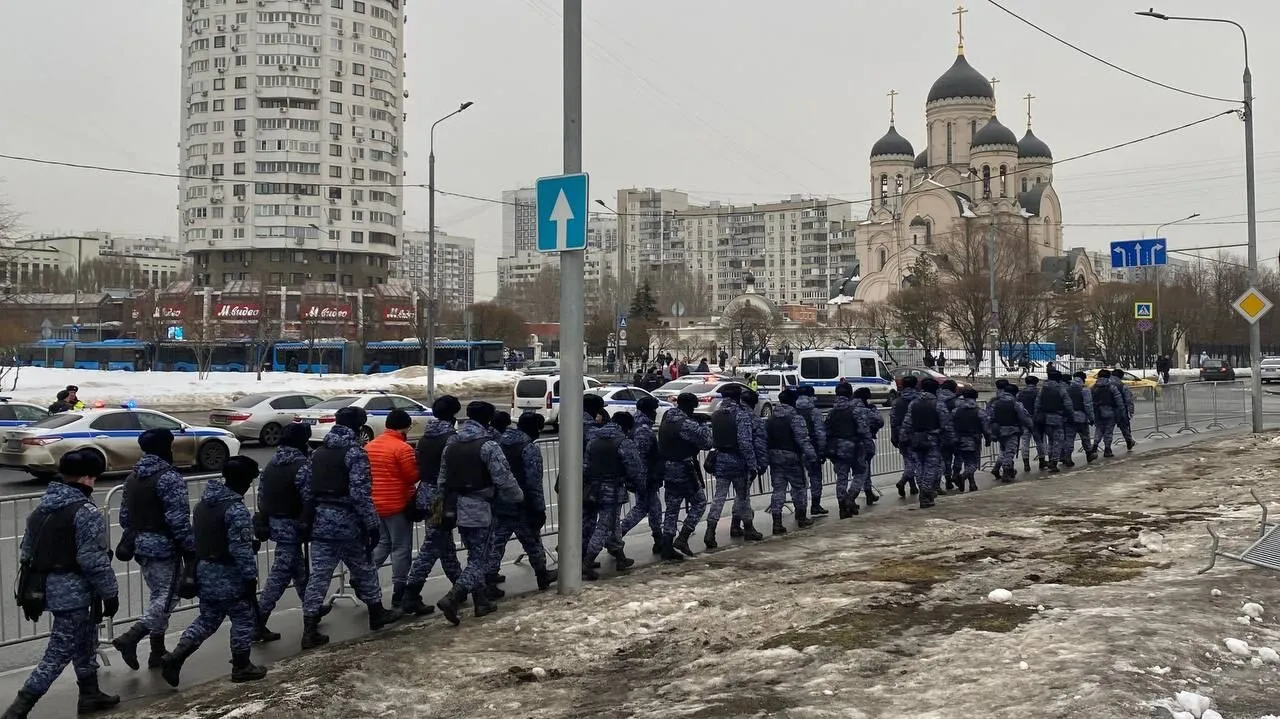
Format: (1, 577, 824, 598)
(913, 150, 928, 169)
(971, 116, 1018, 150)
(870, 125, 914, 159)
(927, 54, 994, 104)
(1018, 129, 1053, 159)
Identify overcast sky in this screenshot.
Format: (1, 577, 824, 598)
(1, 0, 1276, 299)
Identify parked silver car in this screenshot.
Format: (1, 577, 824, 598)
(208, 392, 324, 446)
(1261, 357, 1280, 384)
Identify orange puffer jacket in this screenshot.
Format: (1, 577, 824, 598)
(366, 429, 419, 517)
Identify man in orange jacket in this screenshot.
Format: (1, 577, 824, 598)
(367, 409, 419, 608)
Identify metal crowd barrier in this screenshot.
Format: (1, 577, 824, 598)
(0, 381, 1266, 653)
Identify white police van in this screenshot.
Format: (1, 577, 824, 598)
(797, 349, 897, 407)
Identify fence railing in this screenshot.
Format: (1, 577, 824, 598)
(0, 379, 1263, 653)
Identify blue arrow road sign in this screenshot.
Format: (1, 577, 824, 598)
(536, 172, 589, 253)
(1110, 237, 1168, 268)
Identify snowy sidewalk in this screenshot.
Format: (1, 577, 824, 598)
(101, 430, 1280, 719)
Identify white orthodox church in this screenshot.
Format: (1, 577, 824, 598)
(845, 23, 1065, 303)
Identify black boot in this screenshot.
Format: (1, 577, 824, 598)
(673, 529, 696, 557)
(229, 650, 267, 683)
(1038, 456, 1048, 471)
(1023, 458, 1031, 472)
(146, 635, 167, 670)
(252, 616, 281, 643)
(1086, 451, 1098, 463)
(76, 675, 119, 715)
(300, 614, 329, 649)
(796, 507, 813, 529)
(159, 641, 198, 688)
(491, 573, 507, 585)
(838, 500, 851, 519)
(1125, 438, 1136, 450)
(1103, 448, 1115, 458)
(810, 502, 829, 517)
(966, 474, 978, 492)
(485, 581, 506, 600)
(110, 624, 147, 671)
(703, 521, 719, 550)
(864, 488, 878, 505)
(582, 563, 600, 581)
(473, 588, 499, 618)
(772, 516, 787, 535)
(1063, 457, 1076, 468)
(742, 519, 764, 541)
(2, 689, 38, 719)
(659, 535, 685, 562)
(399, 583, 435, 616)
(1001, 467, 1016, 484)
(729, 517, 743, 538)
(896, 478, 908, 498)
(436, 586, 468, 626)
(918, 490, 936, 509)
(391, 583, 405, 609)
(1047, 462, 1060, 474)
(613, 550, 635, 570)
(651, 533, 663, 555)
(908, 479, 919, 496)
(935, 483, 948, 496)
(368, 602, 403, 631)
(535, 568, 558, 590)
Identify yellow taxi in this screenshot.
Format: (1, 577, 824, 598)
(1082, 369, 1161, 398)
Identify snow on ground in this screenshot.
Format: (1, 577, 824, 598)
(117, 431, 1280, 719)
(0, 366, 520, 409)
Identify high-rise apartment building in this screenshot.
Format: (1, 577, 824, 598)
(398, 230, 476, 309)
(615, 188, 690, 286)
(178, 0, 406, 289)
(500, 187, 537, 256)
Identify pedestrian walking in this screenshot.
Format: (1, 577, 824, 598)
(367, 410, 420, 608)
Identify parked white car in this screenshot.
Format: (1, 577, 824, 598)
(585, 385, 673, 424)
(292, 391, 433, 445)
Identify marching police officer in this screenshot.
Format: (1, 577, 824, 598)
(113, 429, 195, 671)
(826, 382, 869, 518)
(657, 393, 713, 559)
(1109, 369, 1138, 451)
(984, 380, 1033, 482)
(793, 386, 829, 516)
(1090, 369, 1126, 457)
(254, 422, 320, 643)
(899, 378, 955, 508)
(1067, 371, 1097, 464)
(299, 406, 402, 649)
(851, 387, 883, 506)
(583, 412, 643, 577)
(950, 387, 984, 492)
(729, 389, 769, 540)
(400, 396, 465, 616)
(1035, 369, 1073, 473)
(433, 402, 524, 626)
(488, 412, 557, 592)
(6, 450, 119, 718)
(704, 384, 759, 550)
(160, 457, 267, 686)
(1017, 376, 1047, 472)
(616, 396, 665, 554)
(766, 389, 817, 534)
(890, 375, 920, 497)
(936, 379, 959, 491)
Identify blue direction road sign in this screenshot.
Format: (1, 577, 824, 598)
(1110, 237, 1168, 269)
(536, 172, 589, 253)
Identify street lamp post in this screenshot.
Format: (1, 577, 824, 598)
(594, 199, 624, 378)
(1152, 212, 1199, 363)
(1137, 9, 1259, 431)
(426, 101, 474, 402)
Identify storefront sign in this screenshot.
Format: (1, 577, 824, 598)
(215, 303, 262, 321)
(301, 304, 352, 321)
(382, 305, 415, 323)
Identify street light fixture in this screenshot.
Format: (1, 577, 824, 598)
(1152, 212, 1199, 362)
(426, 101, 475, 402)
(1136, 9, 1259, 431)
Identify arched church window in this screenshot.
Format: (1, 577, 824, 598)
(895, 174, 904, 195)
(878, 247, 887, 270)
(879, 174, 889, 206)
(1036, 176, 1043, 185)
(1021, 177, 1029, 193)
(999, 165, 1008, 197)
(982, 165, 992, 200)
(925, 220, 933, 245)
(970, 119, 977, 140)
(1043, 217, 1052, 246)
(946, 123, 953, 164)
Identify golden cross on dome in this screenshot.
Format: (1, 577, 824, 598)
(953, 3, 968, 53)
(1024, 92, 1036, 129)
(887, 89, 898, 125)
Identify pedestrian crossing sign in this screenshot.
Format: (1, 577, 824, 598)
(1134, 302, 1153, 320)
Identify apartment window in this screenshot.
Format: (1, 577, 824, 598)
(330, 80, 343, 93)
(222, 251, 235, 262)
(329, 38, 343, 52)
(234, 162, 246, 175)
(322, 273, 336, 282)
(353, 1, 365, 13)
(331, 0, 342, 7)
(329, 166, 343, 178)
(329, 122, 343, 135)
(290, 272, 305, 284)
(212, 142, 224, 154)
(329, 101, 343, 114)
(211, 228, 224, 238)
(213, 99, 225, 112)
(269, 272, 283, 284)
(211, 163, 224, 175)
(233, 119, 246, 132)
(350, 168, 364, 180)
(341, 274, 353, 286)
(351, 210, 364, 221)
(213, 78, 225, 90)
(214, 36, 226, 48)
(351, 231, 364, 243)
(234, 54, 247, 66)
(222, 273, 234, 284)
(234, 140, 246, 153)
(352, 63, 365, 76)
(352, 84, 364, 96)
(328, 208, 342, 221)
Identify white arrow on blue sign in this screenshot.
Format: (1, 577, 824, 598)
(1110, 237, 1167, 269)
(536, 172, 589, 253)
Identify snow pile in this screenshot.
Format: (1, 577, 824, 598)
(1242, 602, 1264, 619)
(987, 588, 1014, 603)
(1174, 691, 1212, 718)
(0, 366, 521, 408)
(1223, 637, 1251, 656)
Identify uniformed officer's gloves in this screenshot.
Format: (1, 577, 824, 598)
(365, 527, 380, 554)
(240, 579, 257, 602)
(102, 595, 119, 618)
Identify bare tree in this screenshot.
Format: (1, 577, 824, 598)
(889, 254, 946, 354)
(722, 301, 779, 362)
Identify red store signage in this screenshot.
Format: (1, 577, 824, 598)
(215, 303, 262, 321)
(382, 305, 415, 323)
(158, 305, 184, 320)
(301, 304, 352, 321)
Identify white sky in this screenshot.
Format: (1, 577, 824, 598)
(0, 0, 1276, 299)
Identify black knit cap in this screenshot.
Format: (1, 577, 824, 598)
(335, 406, 367, 430)
(385, 409, 412, 431)
(467, 401, 496, 426)
(281, 422, 312, 450)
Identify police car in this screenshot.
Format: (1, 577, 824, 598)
(511, 374, 603, 429)
(291, 390, 433, 445)
(0, 397, 51, 428)
(0, 405, 241, 479)
(585, 385, 673, 424)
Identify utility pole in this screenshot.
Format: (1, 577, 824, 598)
(988, 223, 998, 381)
(1153, 213, 1200, 365)
(557, 0, 585, 594)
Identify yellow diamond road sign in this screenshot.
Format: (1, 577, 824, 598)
(1232, 287, 1273, 324)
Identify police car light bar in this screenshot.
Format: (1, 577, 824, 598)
(0, 397, 10, 403)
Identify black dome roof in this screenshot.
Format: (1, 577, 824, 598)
(971, 116, 1018, 149)
(1018, 129, 1053, 159)
(870, 125, 915, 159)
(914, 150, 928, 169)
(927, 54, 995, 104)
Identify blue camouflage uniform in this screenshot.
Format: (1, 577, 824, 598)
(616, 412, 663, 546)
(659, 408, 713, 539)
(1110, 375, 1137, 446)
(119, 454, 195, 640)
(1016, 384, 1046, 463)
(407, 420, 462, 587)
(1034, 378, 1074, 467)
(853, 397, 883, 493)
(900, 393, 956, 497)
(706, 398, 760, 525)
(794, 394, 827, 507)
(1067, 377, 1096, 460)
(827, 395, 870, 507)
(1091, 379, 1126, 454)
(19, 482, 117, 698)
(890, 388, 920, 485)
(948, 396, 985, 479)
(578, 412, 605, 551)
(300, 425, 383, 614)
(935, 386, 957, 481)
(983, 387, 1034, 476)
(488, 426, 550, 577)
(583, 423, 644, 563)
(177, 480, 258, 655)
(438, 419, 524, 594)
(258, 445, 308, 617)
(766, 404, 817, 516)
